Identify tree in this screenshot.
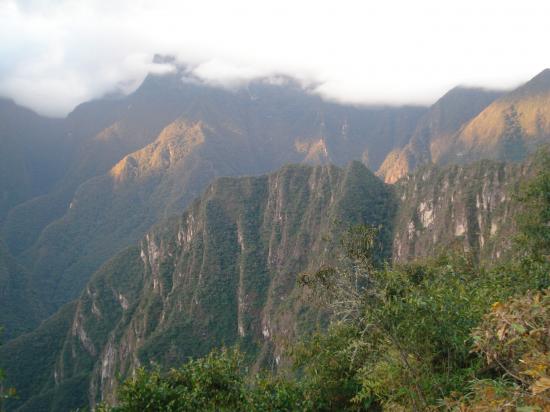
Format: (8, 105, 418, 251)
(297, 217, 550, 410)
(500, 105, 527, 162)
(445, 288, 550, 410)
(98, 348, 305, 411)
(516, 147, 550, 261)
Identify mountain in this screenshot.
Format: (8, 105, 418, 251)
(0, 161, 396, 411)
(379, 69, 550, 182)
(2, 150, 539, 411)
(377, 87, 504, 183)
(0, 238, 40, 340)
(1, 68, 549, 409)
(392, 158, 535, 264)
(1, 71, 426, 327)
(1, 72, 214, 256)
(0, 99, 68, 222)
(442, 69, 550, 163)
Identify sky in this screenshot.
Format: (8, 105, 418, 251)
(1, 0, 550, 117)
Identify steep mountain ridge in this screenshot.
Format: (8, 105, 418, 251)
(1, 162, 396, 411)
(2, 152, 538, 411)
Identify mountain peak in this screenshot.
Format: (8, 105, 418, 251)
(508, 68, 550, 99)
(529, 68, 550, 83)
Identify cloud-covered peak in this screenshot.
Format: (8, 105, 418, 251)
(2, 0, 550, 116)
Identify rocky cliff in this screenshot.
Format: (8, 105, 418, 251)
(392, 159, 535, 264)
(1, 162, 396, 411)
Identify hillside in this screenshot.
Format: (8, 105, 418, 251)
(0, 99, 67, 222)
(1, 71, 212, 257)
(377, 87, 504, 183)
(445, 69, 550, 164)
(379, 69, 550, 183)
(0, 161, 396, 410)
(2, 151, 542, 410)
(0, 238, 39, 340)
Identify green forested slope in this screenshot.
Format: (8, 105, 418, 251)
(1, 162, 396, 410)
(0, 239, 39, 339)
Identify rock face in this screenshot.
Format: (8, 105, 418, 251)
(1, 162, 396, 411)
(392, 159, 534, 264)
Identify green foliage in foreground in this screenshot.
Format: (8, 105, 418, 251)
(102, 151, 550, 411)
(97, 348, 305, 412)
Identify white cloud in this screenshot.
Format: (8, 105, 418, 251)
(1, 0, 549, 116)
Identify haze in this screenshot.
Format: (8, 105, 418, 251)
(1, 0, 549, 116)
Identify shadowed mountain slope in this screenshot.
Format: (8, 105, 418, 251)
(0, 99, 68, 222)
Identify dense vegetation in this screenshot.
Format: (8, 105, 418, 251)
(0, 240, 39, 339)
(0, 327, 16, 412)
(101, 151, 550, 411)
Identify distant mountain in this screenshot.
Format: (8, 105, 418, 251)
(0, 99, 67, 221)
(377, 87, 504, 182)
(2, 72, 211, 256)
(1, 70, 425, 326)
(379, 69, 550, 182)
(442, 69, 550, 163)
(1, 161, 396, 411)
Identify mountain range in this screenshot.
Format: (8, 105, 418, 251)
(2, 70, 426, 326)
(1, 66, 549, 411)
